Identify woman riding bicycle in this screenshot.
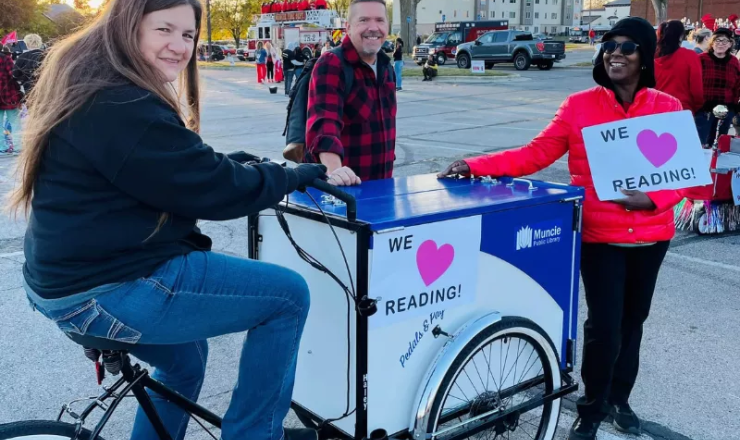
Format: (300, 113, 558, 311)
(10, 0, 326, 439)
(438, 17, 684, 440)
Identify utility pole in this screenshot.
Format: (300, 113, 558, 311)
(207, 0, 212, 61)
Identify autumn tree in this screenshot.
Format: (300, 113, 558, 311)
(0, 0, 36, 34)
(329, 0, 351, 18)
(211, 0, 260, 48)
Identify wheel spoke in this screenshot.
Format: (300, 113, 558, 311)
(463, 366, 481, 396)
(471, 354, 489, 392)
(483, 345, 501, 392)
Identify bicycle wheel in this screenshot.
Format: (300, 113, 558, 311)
(426, 317, 561, 440)
(0, 421, 107, 440)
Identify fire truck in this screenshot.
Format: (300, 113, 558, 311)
(245, 9, 346, 61)
(413, 20, 509, 65)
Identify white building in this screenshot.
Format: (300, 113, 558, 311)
(580, 0, 631, 28)
(392, 0, 583, 36)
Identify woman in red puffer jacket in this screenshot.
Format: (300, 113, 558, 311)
(654, 20, 704, 114)
(439, 17, 684, 440)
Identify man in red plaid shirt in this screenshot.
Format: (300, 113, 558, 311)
(305, 0, 397, 186)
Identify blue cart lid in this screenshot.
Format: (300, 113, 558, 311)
(284, 174, 584, 231)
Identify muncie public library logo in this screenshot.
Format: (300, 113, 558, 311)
(516, 220, 563, 251)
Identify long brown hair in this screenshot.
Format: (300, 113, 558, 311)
(7, 0, 203, 218)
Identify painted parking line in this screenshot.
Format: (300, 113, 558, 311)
(665, 251, 740, 273)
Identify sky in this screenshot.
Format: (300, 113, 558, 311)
(63, 0, 106, 10)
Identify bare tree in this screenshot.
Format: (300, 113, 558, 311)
(650, 0, 667, 24)
(398, 0, 421, 53)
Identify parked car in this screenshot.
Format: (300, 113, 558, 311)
(198, 44, 226, 61)
(382, 40, 394, 53)
(455, 30, 566, 71)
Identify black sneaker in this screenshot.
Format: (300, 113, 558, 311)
(568, 417, 599, 440)
(612, 403, 642, 435)
(283, 428, 318, 440)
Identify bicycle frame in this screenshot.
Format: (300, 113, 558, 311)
(58, 353, 222, 440)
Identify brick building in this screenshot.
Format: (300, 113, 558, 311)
(629, 0, 737, 25)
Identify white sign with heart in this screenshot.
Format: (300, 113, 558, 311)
(581, 110, 713, 201)
(368, 215, 482, 329)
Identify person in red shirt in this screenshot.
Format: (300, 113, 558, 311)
(589, 28, 596, 45)
(440, 17, 683, 440)
(299, 0, 308, 11)
(315, 0, 327, 9)
(654, 20, 704, 114)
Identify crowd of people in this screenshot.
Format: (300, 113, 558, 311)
(680, 13, 740, 50)
(260, 0, 327, 14)
(655, 19, 740, 148)
(0, 33, 45, 155)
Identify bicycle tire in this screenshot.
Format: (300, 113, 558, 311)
(425, 317, 562, 440)
(0, 420, 107, 440)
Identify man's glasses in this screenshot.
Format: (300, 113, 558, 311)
(602, 41, 640, 56)
(713, 38, 732, 45)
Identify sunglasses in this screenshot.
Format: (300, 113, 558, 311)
(602, 40, 640, 56)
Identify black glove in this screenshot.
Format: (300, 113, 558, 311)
(227, 150, 264, 164)
(286, 164, 328, 193)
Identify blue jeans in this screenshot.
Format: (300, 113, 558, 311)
(695, 110, 736, 147)
(394, 60, 404, 89)
(26, 251, 310, 440)
(1, 108, 21, 151)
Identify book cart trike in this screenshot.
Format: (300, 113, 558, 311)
(675, 134, 740, 234)
(248, 173, 585, 440)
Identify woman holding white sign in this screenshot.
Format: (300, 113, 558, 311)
(438, 17, 684, 440)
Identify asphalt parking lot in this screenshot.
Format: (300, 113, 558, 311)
(0, 56, 738, 440)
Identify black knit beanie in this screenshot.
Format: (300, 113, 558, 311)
(593, 17, 657, 90)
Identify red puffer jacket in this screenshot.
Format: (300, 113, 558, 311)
(465, 86, 685, 244)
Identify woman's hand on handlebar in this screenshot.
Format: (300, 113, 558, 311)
(290, 164, 328, 192)
(437, 160, 471, 178)
(327, 167, 361, 186)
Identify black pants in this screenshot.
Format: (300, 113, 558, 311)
(267, 61, 274, 80)
(423, 67, 436, 80)
(576, 241, 670, 420)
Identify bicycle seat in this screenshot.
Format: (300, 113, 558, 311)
(65, 332, 137, 352)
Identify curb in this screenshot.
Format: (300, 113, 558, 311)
(431, 74, 523, 84)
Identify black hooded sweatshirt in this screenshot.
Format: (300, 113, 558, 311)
(24, 84, 300, 299)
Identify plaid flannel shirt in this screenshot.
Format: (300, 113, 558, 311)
(699, 52, 740, 112)
(0, 54, 21, 110)
(305, 37, 397, 181)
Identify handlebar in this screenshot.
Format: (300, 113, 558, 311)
(308, 178, 358, 223)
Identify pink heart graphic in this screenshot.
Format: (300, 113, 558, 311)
(636, 130, 678, 168)
(416, 240, 455, 287)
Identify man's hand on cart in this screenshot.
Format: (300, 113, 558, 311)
(437, 160, 471, 178)
(328, 167, 362, 186)
(612, 189, 657, 210)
